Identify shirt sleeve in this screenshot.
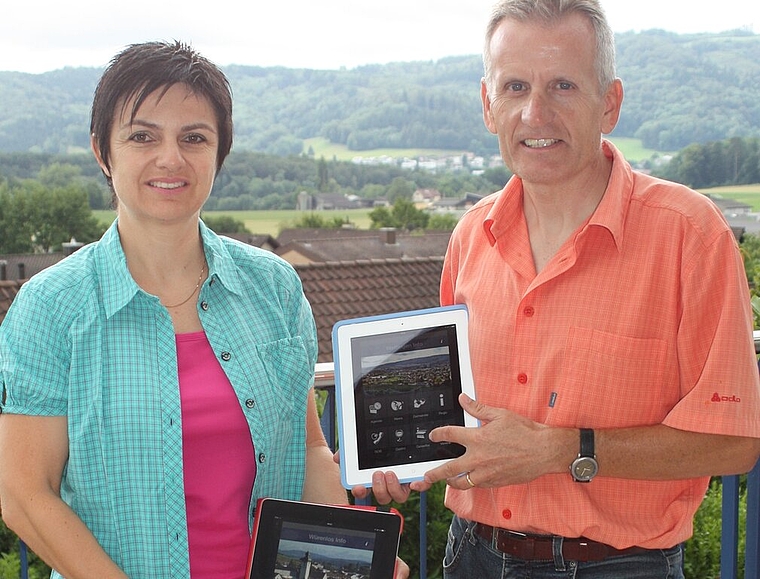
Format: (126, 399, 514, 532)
(664, 228, 760, 437)
(0, 283, 70, 416)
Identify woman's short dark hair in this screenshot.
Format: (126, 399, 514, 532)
(90, 40, 233, 187)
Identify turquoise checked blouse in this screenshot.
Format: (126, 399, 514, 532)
(0, 220, 318, 578)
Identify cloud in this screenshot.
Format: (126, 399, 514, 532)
(1, 0, 757, 74)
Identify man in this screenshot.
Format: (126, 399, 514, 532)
(366, 1, 760, 577)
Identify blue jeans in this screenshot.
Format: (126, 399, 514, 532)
(442, 515, 685, 579)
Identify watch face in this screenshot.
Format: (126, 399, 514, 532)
(572, 456, 599, 482)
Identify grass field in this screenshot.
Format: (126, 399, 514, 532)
(697, 184, 760, 211)
(304, 136, 666, 163)
(92, 208, 375, 237)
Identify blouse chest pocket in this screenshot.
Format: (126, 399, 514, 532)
(250, 336, 313, 422)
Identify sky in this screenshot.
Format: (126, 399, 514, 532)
(1, 0, 758, 74)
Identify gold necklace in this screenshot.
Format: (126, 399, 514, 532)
(162, 263, 205, 308)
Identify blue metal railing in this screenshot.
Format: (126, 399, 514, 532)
(12, 362, 759, 579)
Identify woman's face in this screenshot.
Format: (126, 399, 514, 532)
(93, 83, 220, 227)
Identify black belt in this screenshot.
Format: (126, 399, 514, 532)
(474, 523, 650, 562)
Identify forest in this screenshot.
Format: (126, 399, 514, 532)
(0, 29, 758, 157)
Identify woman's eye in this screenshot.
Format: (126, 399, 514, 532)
(185, 134, 207, 144)
(129, 132, 151, 143)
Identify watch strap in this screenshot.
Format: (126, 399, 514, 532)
(579, 428, 595, 458)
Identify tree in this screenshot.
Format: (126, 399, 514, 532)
(292, 213, 351, 229)
(317, 157, 329, 192)
(386, 177, 416, 203)
(428, 213, 460, 231)
(369, 198, 429, 231)
(200, 214, 251, 234)
(0, 181, 104, 253)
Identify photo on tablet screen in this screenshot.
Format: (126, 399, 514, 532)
(352, 324, 466, 471)
(271, 520, 374, 578)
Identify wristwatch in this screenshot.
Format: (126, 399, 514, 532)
(570, 428, 598, 483)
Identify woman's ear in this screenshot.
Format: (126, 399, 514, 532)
(90, 134, 110, 178)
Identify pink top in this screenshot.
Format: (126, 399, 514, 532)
(177, 331, 256, 578)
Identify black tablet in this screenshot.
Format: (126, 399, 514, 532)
(246, 498, 403, 579)
(332, 305, 477, 488)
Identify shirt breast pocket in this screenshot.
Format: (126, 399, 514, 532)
(252, 336, 313, 424)
(557, 327, 673, 427)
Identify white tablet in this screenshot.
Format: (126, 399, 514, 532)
(332, 305, 477, 488)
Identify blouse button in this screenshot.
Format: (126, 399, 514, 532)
(221, 351, 231, 362)
(502, 509, 512, 520)
(517, 373, 528, 384)
(245, 399, 255, 408)
(200, 301, 209, 311)
(523, 306, 535, 317)
(258, 453, 266, 464)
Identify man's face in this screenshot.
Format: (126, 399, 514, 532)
(481, 13, 622, 191)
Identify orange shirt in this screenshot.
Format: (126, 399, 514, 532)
(440, 141, 760, 549)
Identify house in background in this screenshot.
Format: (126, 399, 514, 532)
(0, 254, 65, 281)
(275, 228, 452, 265)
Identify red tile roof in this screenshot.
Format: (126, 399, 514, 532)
(295, 257, 443, 362)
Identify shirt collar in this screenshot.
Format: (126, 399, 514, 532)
(198, 220, 246, 297)
(482, 139, 633, 252)
(94, 219, 244, 319)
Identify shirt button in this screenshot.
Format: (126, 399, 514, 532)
(245, 398, 255, 408)
(517, 373, 528, 384)
(200, 301, 209, 311)
(221, 351, 231, 361)
(258, 453, 266, 464)
(502, 509, 512, 520)
(523, 306, 535, 317)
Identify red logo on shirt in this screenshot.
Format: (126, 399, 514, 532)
(710, 392, 742, 403)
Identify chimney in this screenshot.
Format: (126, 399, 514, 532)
(18, 263, 25, 279)
(62, 238, 84, 256)
(379, 227, 397, 245)
(0, 260, 6, 281)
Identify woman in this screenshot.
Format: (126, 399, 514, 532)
(0, 41, 348, 578)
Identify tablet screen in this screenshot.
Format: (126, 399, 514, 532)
(353, 324, 466, 470)
(246, 499, 403, 579)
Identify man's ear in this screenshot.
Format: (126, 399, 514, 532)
(601, 79, 624, 135)
(481, 80, 497, 135)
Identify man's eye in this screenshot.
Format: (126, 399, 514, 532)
(508, 82, 525, 92)
(558, 82, 573, 90)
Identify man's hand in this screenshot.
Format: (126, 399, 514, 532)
(418, 394, 572, 490)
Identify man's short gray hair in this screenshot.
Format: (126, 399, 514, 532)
(482, 0, 616, 95)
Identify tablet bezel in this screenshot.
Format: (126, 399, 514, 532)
(332, 305, 477, 488)
(246, 498, 403, 579)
